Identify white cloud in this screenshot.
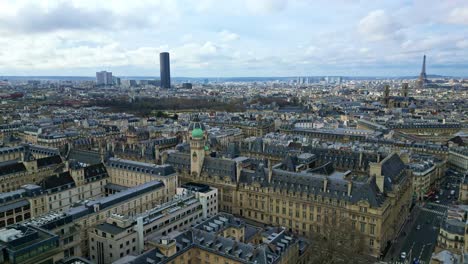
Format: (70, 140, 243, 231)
(358, 9, 403, 41)
(446, 7, 468, 25)
(0, 2, 151, 34)
(0, 0, 467, 76)
(305, 46, 318, 55)
(219, 30, 240, 42)
(456, 39, 468, 49)
(359, 48, 369, 53)
(245, 0, 288, 15)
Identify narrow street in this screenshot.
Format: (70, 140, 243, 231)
(383, 170, 461, 264)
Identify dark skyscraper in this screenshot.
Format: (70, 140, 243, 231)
(159, 52, 171, 89)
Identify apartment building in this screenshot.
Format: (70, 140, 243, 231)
(88, 183, 218, 264)
(25, 180, 170, 259)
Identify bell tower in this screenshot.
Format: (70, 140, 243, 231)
(383, 85, 390, 106)
(189, 116, 206, 177)
(402, 83, 409, 98)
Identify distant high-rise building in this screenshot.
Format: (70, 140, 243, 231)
(129, 80, 137, 87)
(182, 83, 192, 89)
(113, 77, 121, 86)
(417, 55, 428, 89)
(96, 71, 113, 86)
(159, 52, 171, 89)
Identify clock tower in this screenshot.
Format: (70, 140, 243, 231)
(189, 116, 206, 177)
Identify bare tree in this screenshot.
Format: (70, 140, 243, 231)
(306, 216, 371, 264)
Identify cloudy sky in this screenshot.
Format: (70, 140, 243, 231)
(0, 0, 467, 77)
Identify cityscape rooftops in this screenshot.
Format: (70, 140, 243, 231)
(0, 224, 59, 264)
(107, 157, 175, 176)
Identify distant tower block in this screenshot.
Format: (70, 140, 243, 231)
(160, 52, 171, 89)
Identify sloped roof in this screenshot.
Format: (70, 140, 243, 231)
(166, 152, 191, 170)
(41, 171, 75, 190)
(381, 153, 406, 191)
(202, 157, 237, 180)
(107, 158, 175, 176)
(0, 162, 27, 177)
(37, 155, 62, 168)
(68, 149, 101, 165)
(84, 163, 109, 179)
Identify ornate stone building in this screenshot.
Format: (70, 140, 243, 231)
(166, 119, 413, 258)
(381, 83, 413, 109)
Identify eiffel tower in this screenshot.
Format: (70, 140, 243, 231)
(417, 55, 428, 89)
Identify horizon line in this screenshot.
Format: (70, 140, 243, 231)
(0, 74, 463, 79)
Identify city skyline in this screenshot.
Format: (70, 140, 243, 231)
(0, 0, 467, 77)
(0, 1, 467, 263)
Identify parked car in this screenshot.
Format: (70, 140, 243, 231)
(416, 225, 421, 230)
(401, 252, 407, 260)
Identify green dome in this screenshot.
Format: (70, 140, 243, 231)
(191, 128, 204, 138)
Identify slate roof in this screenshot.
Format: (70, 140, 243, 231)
(0, 199, 29, 213)
(226, 143, 240, 158)
(380, 153, 406, 191)
(175, 143, 190, 153)
(127, 228, 280, 264)
(84, 163, 109, 180)
(107, 158, 175, 176)
(26, 144, 60, 157)
(96, 222, 127, 235)
(165, 152, 190, 171)
(0, 145, 25, 155)
(271, 169, 385, 207)
(85, 180, 165, 211)
(441, 219, 465, 235)
(68, 149, 101, 165)
(307, 162, 334, 175)
(448, 136, 465, 146)
(37, 155, 62, 168)
(72, 138, 93, 146)
(195, 213, 245, 233)
(40, 171, 75, 190)
(302, 146, 377, 170)
(388, 123, 461, 129)
(282, 155, 298, 171)
(0, 162, 27, 177)
(0, 188, 27, 202)
(166, 152, 237, 180)
(239, 163, 385, 208)
(104, 183, 129, 192)
(241, 139, 296, 158)
(202, 157, 237, 180)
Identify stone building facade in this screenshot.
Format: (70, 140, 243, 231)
(165, 120, 413, 258)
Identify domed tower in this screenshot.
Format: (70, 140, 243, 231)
(189, 116, 206, 177)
